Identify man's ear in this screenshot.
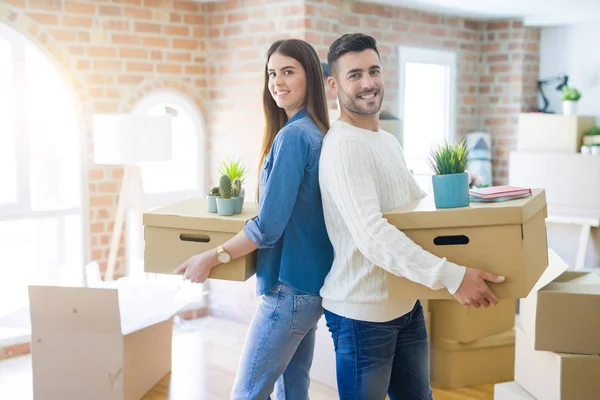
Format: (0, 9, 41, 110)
(327, 76, 337, 96)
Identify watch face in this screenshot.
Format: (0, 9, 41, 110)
(218, 252, 231, 263)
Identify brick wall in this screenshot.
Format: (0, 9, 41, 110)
(0, 0, 541, 351)
(479, 20, 540, 184)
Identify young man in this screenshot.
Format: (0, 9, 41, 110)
(318, 33, 505, 400)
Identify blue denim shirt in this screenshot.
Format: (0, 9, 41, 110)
(243, 109, 334, 296)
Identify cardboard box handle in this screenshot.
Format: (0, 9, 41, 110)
(433, 235, 470, 246)
(179, 233, 211, 243)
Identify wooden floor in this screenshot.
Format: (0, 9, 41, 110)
(0, 317, 493, 399)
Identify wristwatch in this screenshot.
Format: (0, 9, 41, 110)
(216, 244, 231, 264)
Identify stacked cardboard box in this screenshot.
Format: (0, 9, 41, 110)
(428, 299, 516, 389)
(495, 251, 600, 399)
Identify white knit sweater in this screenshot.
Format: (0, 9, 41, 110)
(318, 120, 467, 322)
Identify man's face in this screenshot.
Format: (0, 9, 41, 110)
(328, 49, 384, 116)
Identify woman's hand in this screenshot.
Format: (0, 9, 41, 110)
(173, 250, 218, 283)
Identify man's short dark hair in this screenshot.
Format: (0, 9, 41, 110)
(327, 33, 380, 77)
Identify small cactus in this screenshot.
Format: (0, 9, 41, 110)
(209, 186, 220, 196)
(232, 178, 242, 198)
(219, 175, 232, 199)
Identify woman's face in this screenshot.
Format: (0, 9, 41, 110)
(267, 52, 307, 118)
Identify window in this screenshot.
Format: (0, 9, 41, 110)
(0, 24, 84, 341)
(398, 47, 457, 194)
(126, 91, 205, 277)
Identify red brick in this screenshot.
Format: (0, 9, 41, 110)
(5, 0, 26, 7)
(429, 27, 447, 37)
(209, 15, 225, 25)
(113, 34, 140, 45)
(142, 36, 169, 47)
(487, 54, 509, 63)
(88, 170, 104, 180)
(90, 196, 113, 207)
(167, 52, 191, 62)
(78, 31, 90, 42)
(224, 26, 242, 36)
(487, 21, 510, 30)
(120, 48, 148, 59)
(227, 11, 249, 23)
(29, 0, 61, 10)
(27, 13, 59, 25)
(174, 0, 197, 11)
(49, 30, 77, 42)
(481, 43, 501, 52)
(185, 65, 206, 74)
(124, 7, 151, 19)
(411, 25, 428, 35)
(151, 51, 163, 60)
(118, 75, 145, 85)
(103, 20, 129, 31)
(90, 222, 105, 233)
(89, 46, 117, 57)
(157, 64, 183, 74)
(193, 27, 204, 38)
(173, 38, 198, 49)
(99, 5, 121, 16)
(66, 1, 96, 14)
(171, 13, 182, 23)
(63, 16, 94, 27)
(127, 62, 153, 72)
(135, 22, 161, 33)
(93, 60, 122, 72)
(490, 64, 512, 73)
(164, 25, 189, 36)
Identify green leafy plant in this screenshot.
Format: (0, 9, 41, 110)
(219, 175, 232, 199)
(427, 139, 471, 175)
(561, 86, 582, 102)
(218, 158, 248, 184)
(585, 126, 600, 136)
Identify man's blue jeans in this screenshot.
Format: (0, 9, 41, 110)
(230, 282, 323, 400)
(324, 300, 433, 400)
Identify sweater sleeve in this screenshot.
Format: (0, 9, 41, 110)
(320, 138, 466, 294)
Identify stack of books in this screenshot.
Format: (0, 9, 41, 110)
(469, 185, 532, 203)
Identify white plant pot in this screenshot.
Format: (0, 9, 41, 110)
(562, 100, 578, 116)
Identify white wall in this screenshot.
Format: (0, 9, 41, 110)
(539, 23, 600, 118)
(539, 23, 600, 268)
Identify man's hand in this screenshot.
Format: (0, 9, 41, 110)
(453, 267, 505, 308)
(173, 250, 218, 283)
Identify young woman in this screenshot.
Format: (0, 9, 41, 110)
(174, 39, 334, 399)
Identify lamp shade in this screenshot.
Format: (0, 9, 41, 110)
(92, 114, 172, 165)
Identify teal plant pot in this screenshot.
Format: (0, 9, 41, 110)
(216, 197, 235, 216)
(234, 196, 244, 214)
(207, 195, 218, 213)
(431, 172, 470, 209)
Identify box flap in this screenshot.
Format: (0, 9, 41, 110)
(433, 329, 515, 350)
(527, 248, 571, 295)
(28, 286, 121, 334)
(143, 198, 258, 232)
(384, 189, 546, 230)
(543, 282, 600, 296)
(567, 273, 600, 284)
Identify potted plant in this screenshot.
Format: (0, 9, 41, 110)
(206, 186, 220, 213)
(218, 158, 248, 212)
(583, 126, 600, 147)
(561, 86, 582, 116)
(231, 178, 243, 214)
(427, 139, 471, 209)
(216, 175, 236, 216)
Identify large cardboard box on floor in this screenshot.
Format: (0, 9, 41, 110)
(519, 249, 600, 355)
(28, 285, 174, 400)
(494, 381, 536, 400)
(429, 299, 515, 343)
(430, 329, 515, 389)
(143, 198, 257, 281)
(514, 325, 600, 400)
(383, 189, 556, 300)
(520, 255, 600, 355)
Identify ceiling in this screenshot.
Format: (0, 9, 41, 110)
(363, 0, 600, 25)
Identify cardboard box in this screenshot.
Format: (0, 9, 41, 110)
(494, 381, 536, 400)
(28, 286, 173, 400)
(143, 198, 257, 281)
(519, 253, 600, 355)
(514, 325, 600, 400)
(383, 189, 558, 300)
(516, 113, 595, 153)
(431, 329, 515, 389)
(509, 151, 600, 218)
(429, 299, 515, 343)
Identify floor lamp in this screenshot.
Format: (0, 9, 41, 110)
(92, 114, 172, 281)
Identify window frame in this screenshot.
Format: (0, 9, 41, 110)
(397, 46, 457, 191)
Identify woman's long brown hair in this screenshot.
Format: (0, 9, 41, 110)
(257, 39, 330, 195)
